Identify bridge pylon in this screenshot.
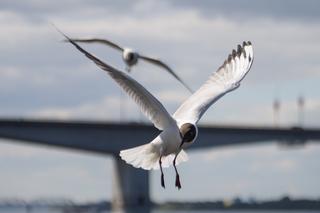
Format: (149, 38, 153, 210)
(112, 155, 151, 213)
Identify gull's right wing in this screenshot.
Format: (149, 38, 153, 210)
(139, 55, 193, 93)
(173, 42, 254, 124)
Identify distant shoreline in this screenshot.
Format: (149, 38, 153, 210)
(1, 196, 320, 211)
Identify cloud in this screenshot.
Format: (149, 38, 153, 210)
(3, 0, 320, 23)
(0, 66, 21, 80)
(29, 95, 141, 121)
(170, 0, 320, 21)
(0, 0, 137, 21)
(2, 6, 320, 126)
(0, 139, 113, 202)
(0, 139, 45, 158)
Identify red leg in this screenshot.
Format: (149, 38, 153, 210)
(173, 153, 181, 190)
(159, 156, 165, 188)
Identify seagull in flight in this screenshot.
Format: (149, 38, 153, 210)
(66, 37, 193, 92)
(59, 29, 253, 189)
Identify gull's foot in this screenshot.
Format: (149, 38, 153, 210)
(175, 174, 181, 190)
(161, 173, 165, 188)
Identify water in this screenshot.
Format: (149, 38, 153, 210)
(1, 208, 319, 213)
(0, 207, 60, 213)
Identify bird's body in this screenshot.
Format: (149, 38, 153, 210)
(122, 48, 139, 68)
(67, 37, 193, 92)
(59, 28, 253, 189)
(122, 125, 186, 169)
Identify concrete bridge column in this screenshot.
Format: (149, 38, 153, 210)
(112, 155, 151, 213)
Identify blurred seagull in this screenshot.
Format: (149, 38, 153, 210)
(66, 37, 193, 92)
(59, 29, 253, 189)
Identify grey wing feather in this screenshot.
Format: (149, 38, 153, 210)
(139, 55, 193, 93)
(173, 41, 254, 124)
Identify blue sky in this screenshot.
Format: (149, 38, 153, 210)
(0, 0, 320, 202)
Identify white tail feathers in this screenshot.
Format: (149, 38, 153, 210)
(119, 143, 188, 170)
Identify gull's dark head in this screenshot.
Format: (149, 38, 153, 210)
(123, 49, 138, 66)
(179, 123, 197, 144)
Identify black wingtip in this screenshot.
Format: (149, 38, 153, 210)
(232, 49, 237, 59)
(237, 45, 242, 56)
(242, 41, 252, 47)
(52, 25, 87, 56)
(51, 23, 66, 38)
(51, 23, 74, 45)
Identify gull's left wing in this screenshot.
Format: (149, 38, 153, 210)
(173, 42, 254, 124)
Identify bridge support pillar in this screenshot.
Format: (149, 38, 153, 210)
(112, 155, 151, 213)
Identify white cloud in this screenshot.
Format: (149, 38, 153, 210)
(0, 66, 21, 79)
(31, 96, 123, 120)
(157, 89, 188, 104)
(0, 139, 44, 158)
(276, 159, 296, 171)
(29, 95, 146, 122)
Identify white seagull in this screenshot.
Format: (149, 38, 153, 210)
(60, 31, 253, 189)
(66, 37, 193, 93)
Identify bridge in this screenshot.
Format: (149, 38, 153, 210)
(1, 118, 320, 213)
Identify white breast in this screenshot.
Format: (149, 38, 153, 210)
(152, 127, 181, 156)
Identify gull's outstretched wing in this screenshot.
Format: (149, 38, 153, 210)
(173, 42, 254, 124)
(67, 38, 124, 51)
(60, 33, 176, 130)
(139, 55, 193, 93)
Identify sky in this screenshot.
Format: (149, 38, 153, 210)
(0, 0, 320, 203)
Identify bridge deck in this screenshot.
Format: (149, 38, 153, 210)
(1, 119, 320, 154)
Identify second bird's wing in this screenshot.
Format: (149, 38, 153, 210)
(173, 42, 254, 124)
(139, 55, 193, 93)
(62, 33, 176, 130)
(68, 38, 124, 51)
